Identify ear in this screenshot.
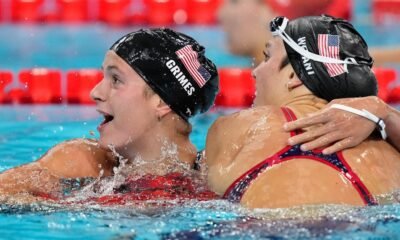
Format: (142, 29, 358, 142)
(286, 66, 303, 90)
(155, 99, 172, 118)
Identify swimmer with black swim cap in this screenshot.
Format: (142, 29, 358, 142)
(0, 29, 219, 203)
(109, 28, 218, 121)
(93, 28, 219, 159)
(270, 15, 377, 101)
(219, 0, 400, 154)
(206, 15, 400, 209)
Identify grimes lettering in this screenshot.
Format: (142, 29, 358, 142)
(297, 37, 315, 75)
(166, 59, 195, 96)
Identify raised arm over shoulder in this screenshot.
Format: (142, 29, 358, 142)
(284, 96, 400, 153)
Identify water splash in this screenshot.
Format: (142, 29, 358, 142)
(61, 138, 209, 202)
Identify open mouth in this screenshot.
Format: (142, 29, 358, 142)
(101, 114, 114, 126)
(96, 109, 115, 132)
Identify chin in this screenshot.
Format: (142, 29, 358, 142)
(98, 136, 133, 155)
(98, 136, 118, 150)
(97, 137, 111, 151)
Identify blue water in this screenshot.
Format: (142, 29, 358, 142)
(2, 2, 400, 238)
(1, 106, 400, 239)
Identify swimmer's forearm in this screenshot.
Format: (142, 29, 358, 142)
(385, 107, 400, 152)
(0, 167, 37, 194)
(0, 164, 60, 195)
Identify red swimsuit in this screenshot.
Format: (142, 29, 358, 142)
(223, 107, 377, 206)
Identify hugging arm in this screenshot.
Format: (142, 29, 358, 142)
(284, 96, 400, 154)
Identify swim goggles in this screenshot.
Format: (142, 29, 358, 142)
(269, 16, 359, 73)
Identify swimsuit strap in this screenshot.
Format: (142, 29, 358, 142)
(223, 107, 377, 206)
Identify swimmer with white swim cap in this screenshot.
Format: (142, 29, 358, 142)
(218, 0, 400, 151)
(206, 15, 400, 208)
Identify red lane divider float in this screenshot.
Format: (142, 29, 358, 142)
(373, 0, 400, 24)
(373, 67, 397, 102)
(67, 69, 103, 104)
(99, 0, 131, 25)
(145, 0, 175, 26)
(56, 0, 89, 23)
(11, 0, 89, 23)
(7, 0, 222, 25)
(187, 0, 222, 25)
(0, 67, 399, 105)
(19, 68, 62, 103)
(11, 0, 44, 22)
(0, 71, 13, 103)
(0, 1, 3, 22)
(215, 68, 255, 107)
(388, 86, 400, 103)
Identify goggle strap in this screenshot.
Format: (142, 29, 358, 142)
(330, 104, 387, 140)
(272, 18, 359, 73)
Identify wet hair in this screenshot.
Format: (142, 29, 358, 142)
(143, 84, 155, 99)
(279, 57, 290, 70)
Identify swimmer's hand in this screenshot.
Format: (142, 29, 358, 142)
(283, 97, 389, 154)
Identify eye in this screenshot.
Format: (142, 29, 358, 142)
(111, 74, 122, 85)
(263, 51, 270, 61)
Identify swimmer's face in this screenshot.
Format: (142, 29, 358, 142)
(91, 51, 160, 154)
(218, 0, 272, 57)
(252, 37, 292, 106)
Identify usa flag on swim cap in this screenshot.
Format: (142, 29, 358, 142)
(176, 45, 211, 87)
(318, 34, 345, 77)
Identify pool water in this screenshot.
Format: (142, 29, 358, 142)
(1, 106, 400, 239)
(2, 1, 400, 237)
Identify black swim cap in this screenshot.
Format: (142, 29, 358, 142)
(110, 28, 219, 121)
(270, 15, 377, 101)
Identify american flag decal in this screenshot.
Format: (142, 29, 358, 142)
(176, 45, 211, 87)
(318, 34, 345, 77)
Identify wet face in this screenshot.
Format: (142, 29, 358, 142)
(218, 0, 271, 57)
(252, 37, 290, 106)
(90, 51, 158, 153)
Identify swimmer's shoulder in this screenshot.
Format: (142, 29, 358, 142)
(207, 106, 285, 139)
(205, 106, 285, 164)
(38, 138, 115, 178)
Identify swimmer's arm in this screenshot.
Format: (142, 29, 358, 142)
(385, 106, 400, 151)
(284, 97, 400, 153)
(37, 138, 114, 178)
(0, 139, 113, 196)
(0, 162, 60, 196)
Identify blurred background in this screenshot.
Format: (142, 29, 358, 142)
(0, 0, 399, 107)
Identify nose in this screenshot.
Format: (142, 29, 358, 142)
(90, 78, 106, 103)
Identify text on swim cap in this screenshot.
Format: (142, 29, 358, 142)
(166, 59, 195, 96)
(297, 37, 315, 75)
